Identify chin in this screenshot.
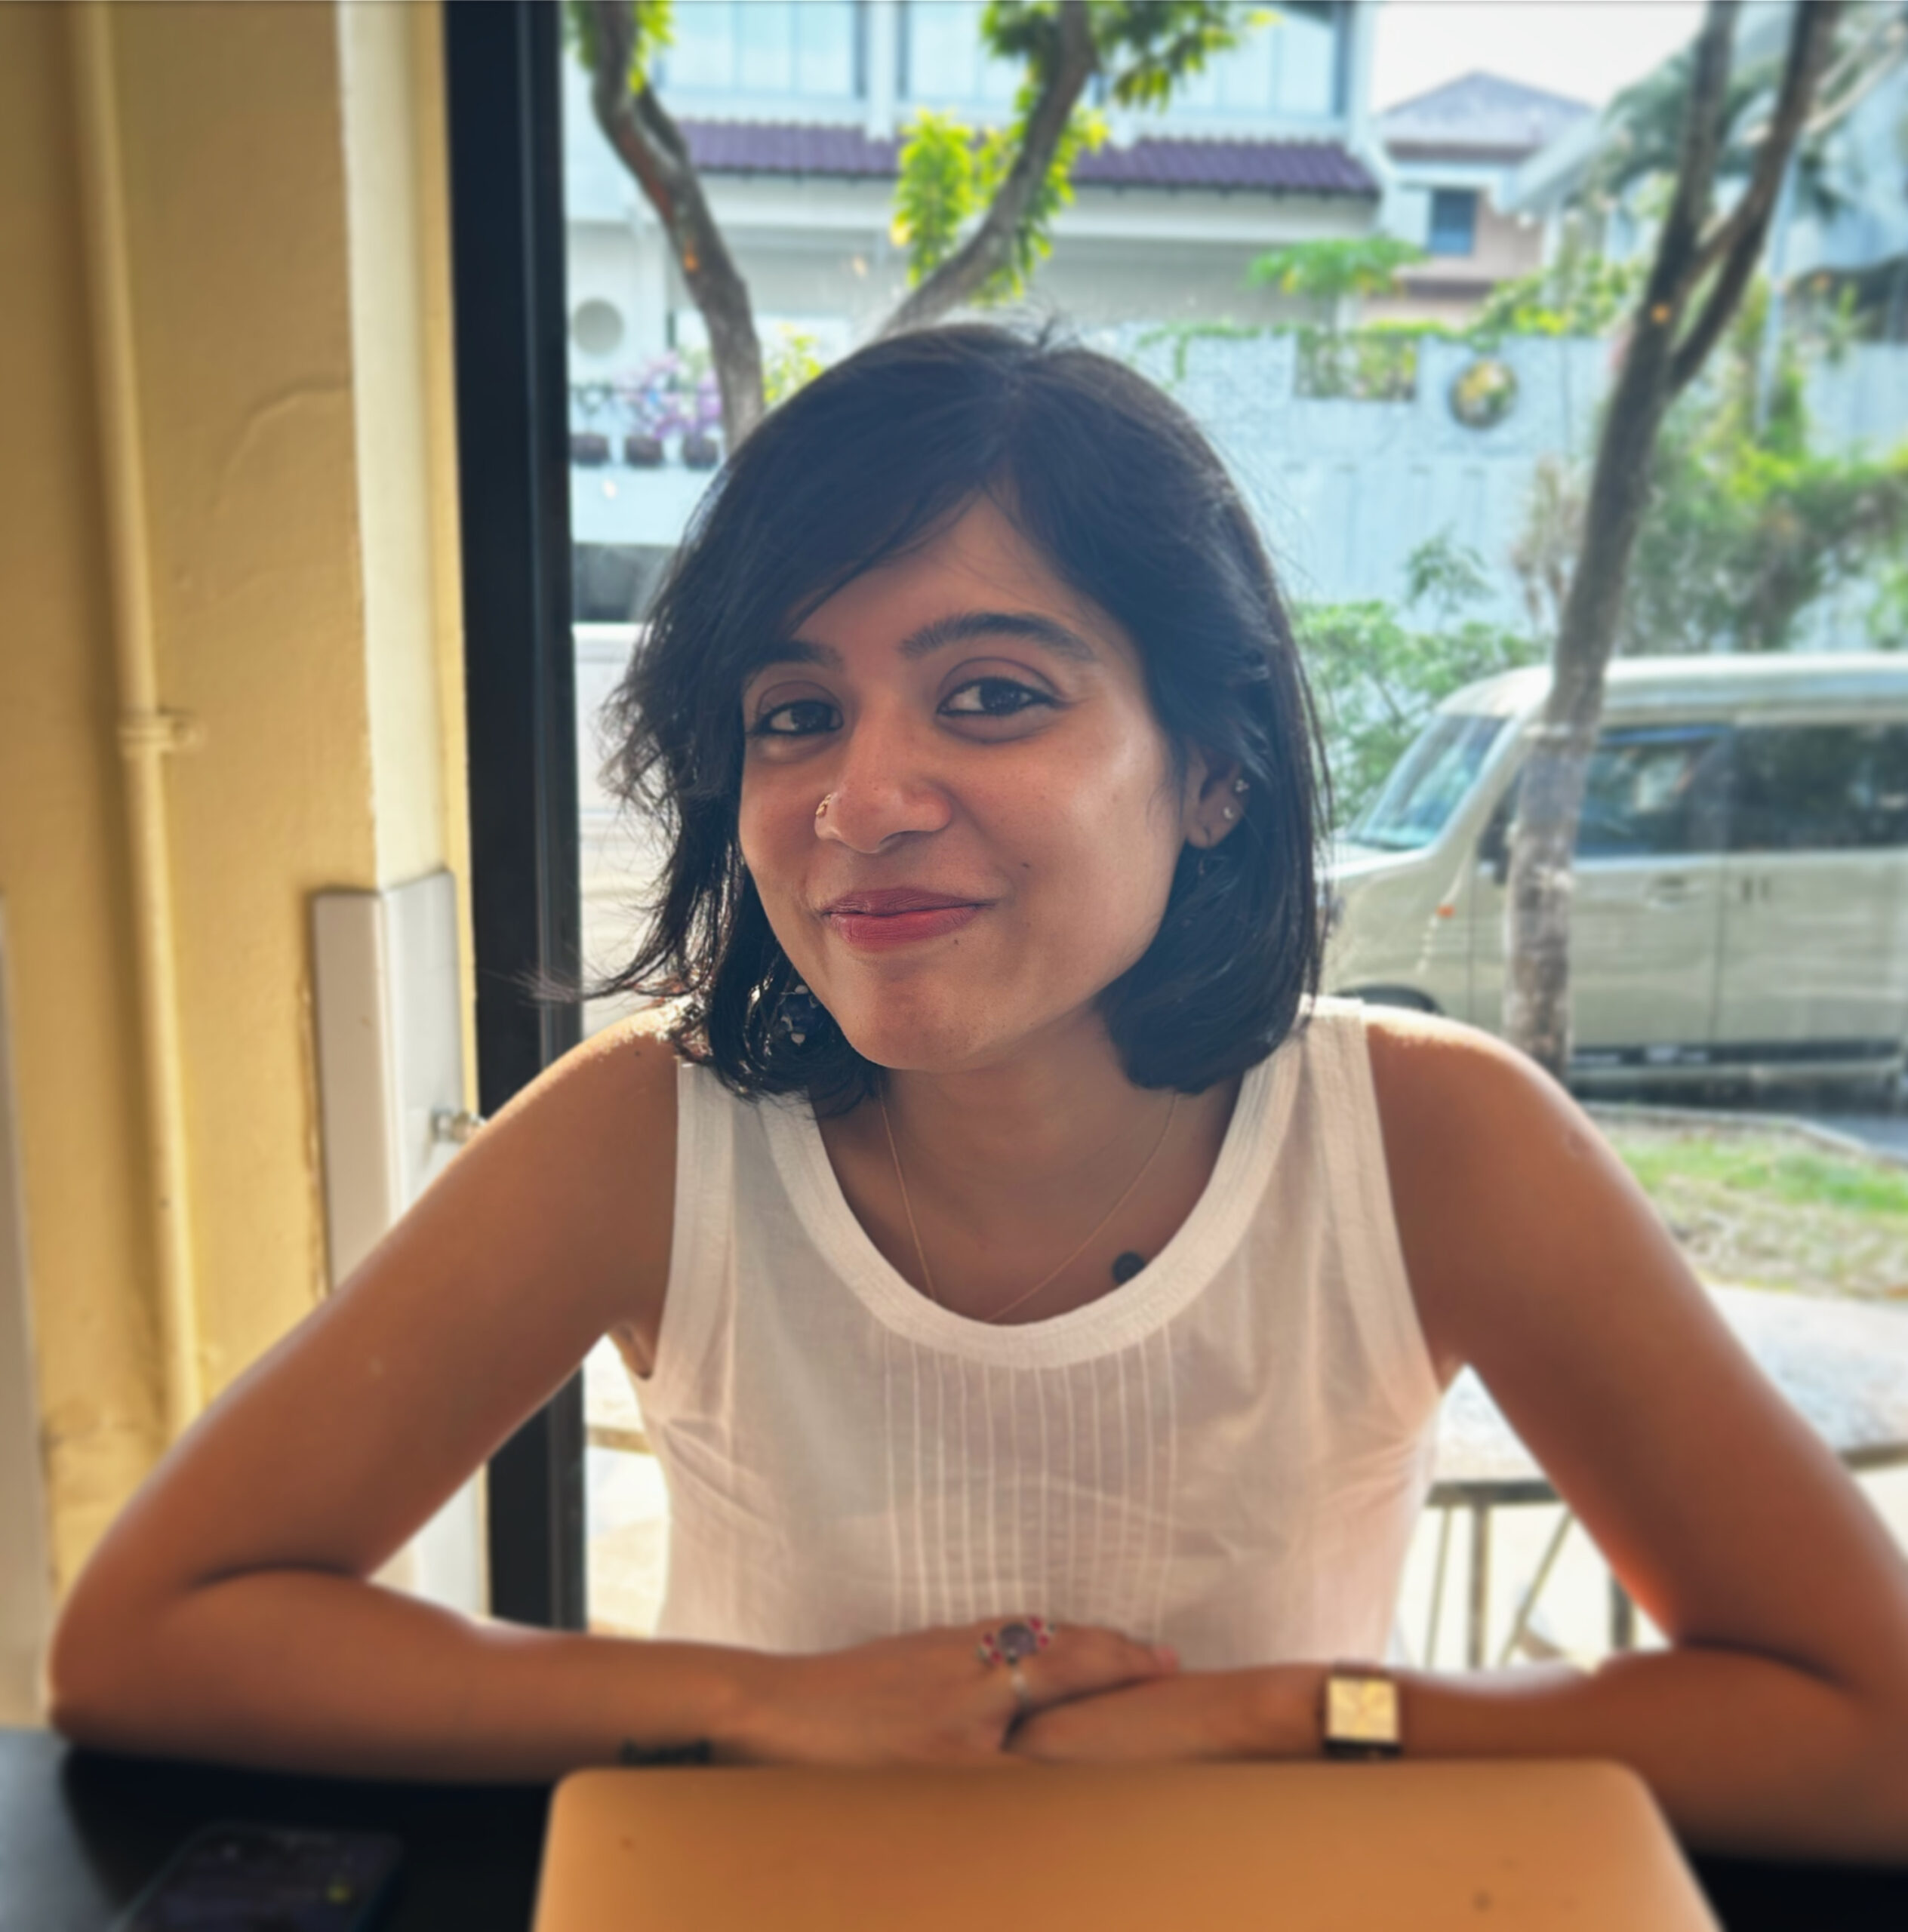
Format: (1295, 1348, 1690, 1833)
(832, 1000, 1013, 1077)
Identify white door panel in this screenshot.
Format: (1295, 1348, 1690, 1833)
(1472, 725, 1729, 1062)
(1715, 723, 1908, 1059)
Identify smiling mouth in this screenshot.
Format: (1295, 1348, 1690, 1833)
(819, 891, 987, 949)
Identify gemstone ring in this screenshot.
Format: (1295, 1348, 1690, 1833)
(976, 1617, 1054, 1709)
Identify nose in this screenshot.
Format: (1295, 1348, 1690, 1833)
(814, 700, 952, 854)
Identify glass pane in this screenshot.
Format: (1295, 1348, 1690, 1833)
(906, 0, 1017, 106)
(906, 1, 979, 99)
(1428, 189, 1479, 257)
(1273, 2, 1338, 115)
(666, 1, 736, 91)
(1210, 33, 1274, 112)
(1576, 727, 1728, 858)
(1731, 723, 1908, 852)
(1350, 712, 1506, 851)
(795, 0, 858, 97)
(735, 0, 795, 94)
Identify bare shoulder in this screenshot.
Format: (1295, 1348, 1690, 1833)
(1359, 1002, 1617, 1162)
(1356, 1004, 1657, 1376)
(368, 996, 683, 1344)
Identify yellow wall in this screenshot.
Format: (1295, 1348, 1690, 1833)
(0, 2, 469, 1593)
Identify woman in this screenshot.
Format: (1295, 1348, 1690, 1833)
(49, 327, 1908, 1858)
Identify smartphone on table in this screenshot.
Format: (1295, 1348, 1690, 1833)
(112, 1820, 402, 1930)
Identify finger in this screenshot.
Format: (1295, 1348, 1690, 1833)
(988, 1624, 1175, 1714)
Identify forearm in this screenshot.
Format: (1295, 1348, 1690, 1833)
(50, 1568, 759, 1783)
(1380, 1649, 1908, 1863)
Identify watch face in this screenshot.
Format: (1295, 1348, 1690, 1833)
(1326, 1675, 1400, 1746)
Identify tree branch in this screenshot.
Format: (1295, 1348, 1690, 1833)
(881, 0, 1097, 336)
(1669, 0, 1841, 395)
(586, 0, 763, 443)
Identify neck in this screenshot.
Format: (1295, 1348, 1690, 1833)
(875, 1012, 1170, 1197)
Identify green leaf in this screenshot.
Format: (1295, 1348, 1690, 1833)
(563, 1, 673, 90)
(893, 111, 983, 284)
(1245, 236, 1426, 304)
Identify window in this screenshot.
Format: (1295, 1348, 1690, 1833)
(1575, 726, 1728, 858)
(1171, 1, 1339, 118)
(1351, 712, 1506, 851)
(1730, 723, 1908, 852)
(901, 1, 1019, 106)
(1427, 188, 1479, 258)
(659, 2, 860, 100)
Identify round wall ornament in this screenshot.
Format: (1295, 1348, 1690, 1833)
(1448, 357, 1518, 431)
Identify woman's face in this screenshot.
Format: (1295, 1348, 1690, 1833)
(737, 494, 1232, 1076)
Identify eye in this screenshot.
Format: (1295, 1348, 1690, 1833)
(940, 677, 1054, 720)
(749, 697, 840, 738)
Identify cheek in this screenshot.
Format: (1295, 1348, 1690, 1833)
(1026, 737, 1184, 932)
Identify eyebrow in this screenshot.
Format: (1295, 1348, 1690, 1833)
(754, 608, 1099, 674)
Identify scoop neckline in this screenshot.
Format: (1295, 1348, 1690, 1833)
(759, 1047, 1294, 1367)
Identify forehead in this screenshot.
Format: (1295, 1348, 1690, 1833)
(781, 494, 1136, 670)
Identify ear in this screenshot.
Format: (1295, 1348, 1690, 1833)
(1180, 748, 1248, 850)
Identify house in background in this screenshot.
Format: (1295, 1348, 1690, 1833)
(564, 0, 1390, 609)
(1370, 71, 1593, 325)
(1504, 1, 1908, 346)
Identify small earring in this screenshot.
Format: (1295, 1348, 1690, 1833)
(1232, 778, 1249, 795)
(1221, 805, 1237, 820)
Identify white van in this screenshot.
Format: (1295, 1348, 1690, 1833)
(1325, 654, 1908, 1091)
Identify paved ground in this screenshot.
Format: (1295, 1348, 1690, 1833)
(1796, 1111, 1908, 1158)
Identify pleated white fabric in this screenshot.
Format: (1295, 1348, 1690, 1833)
(623, 998, 1441, 1669)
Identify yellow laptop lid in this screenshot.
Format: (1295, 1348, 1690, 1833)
(534, 1759, 1717, 1931)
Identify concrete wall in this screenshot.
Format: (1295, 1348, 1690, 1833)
(0, 1, 470, 1620)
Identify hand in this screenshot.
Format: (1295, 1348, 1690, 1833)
(1007, 1664, 1325, 1764)
(728, 1620, 1177, 1767)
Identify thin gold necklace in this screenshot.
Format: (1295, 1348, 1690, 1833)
(877, 1089, 1180, 1324)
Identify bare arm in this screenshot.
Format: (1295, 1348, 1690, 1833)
(47, 1018, 1168, 1779)
(44, 1017, 728, 1780)
(1017, 1014, 1908, 1859)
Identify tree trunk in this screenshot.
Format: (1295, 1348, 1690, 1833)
(880, 0, 1097, 337)
(586, 1, 764, 447)
(1503, 0, 1839, 1081)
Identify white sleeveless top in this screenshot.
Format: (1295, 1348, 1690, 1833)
(625, 998, 1442, 1669)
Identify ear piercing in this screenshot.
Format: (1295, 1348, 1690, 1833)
(1222, 806, 1237, 820)
(1233, 778, 1249, 795)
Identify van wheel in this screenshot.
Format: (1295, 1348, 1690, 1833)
(1343, 986, 1440, 1014)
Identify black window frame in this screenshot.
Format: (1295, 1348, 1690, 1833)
(445, 0, 587, 1630)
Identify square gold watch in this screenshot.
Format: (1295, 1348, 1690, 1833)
(1320, 1666, 1402, 1759)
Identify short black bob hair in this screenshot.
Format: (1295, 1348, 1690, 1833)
(599, 323, 1328, 1113)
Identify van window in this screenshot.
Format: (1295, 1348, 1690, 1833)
(1350, 712, 1506, 851)
(1577, 726, 1729, 858)
(1729, 723, 1908, 851)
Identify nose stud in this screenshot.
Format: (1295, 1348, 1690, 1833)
(815, 794, 834, 821)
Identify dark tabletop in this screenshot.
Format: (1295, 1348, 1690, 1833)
(5, 1726, 1906, 1931)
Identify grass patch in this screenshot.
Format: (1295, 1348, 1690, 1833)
(1597, 1118, 1908, 1301)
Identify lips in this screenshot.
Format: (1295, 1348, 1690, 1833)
(820, 888, 981, 916)
(818, 887, 987, 950)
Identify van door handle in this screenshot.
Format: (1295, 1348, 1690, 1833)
(1645, 875, 1695, 908)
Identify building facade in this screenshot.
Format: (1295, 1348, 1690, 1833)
(564, 0, 1393, 601)
(1372, 71, 1591, 325)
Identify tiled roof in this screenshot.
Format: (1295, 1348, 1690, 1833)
(1378, 71, 1593, 159)
(679, 119, 1378, 198)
